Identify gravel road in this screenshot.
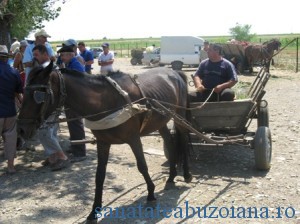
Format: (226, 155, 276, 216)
(0, 58, 299, 224)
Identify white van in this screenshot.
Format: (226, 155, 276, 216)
(159, 36, 204, 70)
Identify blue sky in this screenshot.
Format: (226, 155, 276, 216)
(29, 0, 300, 41)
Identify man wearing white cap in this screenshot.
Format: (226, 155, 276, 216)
(22, 29, 56, 84)
(0, 45, 23, 174)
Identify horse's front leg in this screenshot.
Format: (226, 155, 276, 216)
(128, 137, 156, 202)
(86, 141, 111, 222)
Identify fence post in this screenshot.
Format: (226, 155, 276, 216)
(128, 44, 130, 58)
(296, 37, 299, 73)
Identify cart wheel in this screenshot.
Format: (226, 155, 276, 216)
(171, 61, 183, 70)
(254, 126, 272, 170)
(257, 101, 269, 127)
(130, 58, 138, 65)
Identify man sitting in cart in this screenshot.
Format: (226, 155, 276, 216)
(193, 43, 238, 102)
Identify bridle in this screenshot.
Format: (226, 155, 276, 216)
(18, 70, 66, 127)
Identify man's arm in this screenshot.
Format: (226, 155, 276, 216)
(99, 59, 114, 66)
(85, 51, 94, 65)
(15, 93, 23, 108)
(193, 75, 206, 93)
(214, 80, 238, 93)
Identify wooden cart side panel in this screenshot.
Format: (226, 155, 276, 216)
(190, 100, 256, 132)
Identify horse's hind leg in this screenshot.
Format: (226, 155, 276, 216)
(158, 124, 177, 183)
(87, 141, 111, 222)
(176, 126, 193, 183)
(128, 137, 156, 202)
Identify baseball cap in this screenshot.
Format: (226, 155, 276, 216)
(0, 45, 9, 57)
(63, 39, 77, 46)
(57, 46, 74, 53)
(34, 29, 51, 38)
(20, 40, 28, 47)
(101, 43, 109, 48)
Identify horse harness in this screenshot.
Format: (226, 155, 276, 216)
(85, 75, 153, 131)
(21, 69, 153, 131)
(18, 69, 66, 126)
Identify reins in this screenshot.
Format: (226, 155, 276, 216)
(22, 68, 214, 126)
(18, 69, 66, 125)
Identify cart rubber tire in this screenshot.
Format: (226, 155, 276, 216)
(171, 61, 183, 70)
(130, 58, 138, 65)
(254, 126, 272, 170)
(257, 102, 269, 127)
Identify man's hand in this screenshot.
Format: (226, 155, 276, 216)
(214, 85, 223, 93)
(196, 85, 206, 93)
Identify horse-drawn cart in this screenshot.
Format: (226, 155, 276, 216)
(158, 67, 271, 170)
(130, 48, 144, 65)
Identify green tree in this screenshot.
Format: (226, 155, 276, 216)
(0, 0, 66, 46)
(229, 23, 256, 41)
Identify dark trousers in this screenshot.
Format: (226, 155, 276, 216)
(65, 109, 86, 157)
(190, 88, 235, 102)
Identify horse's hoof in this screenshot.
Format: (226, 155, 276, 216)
(184, 174, 193, 183)
(147, 194, 156, 202)
(145, 199, 157, 208)
(164, 181, 175, 190)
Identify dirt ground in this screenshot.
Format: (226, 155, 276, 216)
(0, 58, 300, 224)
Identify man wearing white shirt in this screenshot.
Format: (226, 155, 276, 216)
(98, 42, 114, 74)
(22, 29, 55, 84)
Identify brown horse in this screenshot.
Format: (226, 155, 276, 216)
(245, 39, 281, 73)
(17, 62, 192, 223)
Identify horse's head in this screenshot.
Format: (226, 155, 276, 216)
(17, 61, 65, 139)
(264, 39, 281, 51)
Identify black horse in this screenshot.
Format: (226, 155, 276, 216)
(17, 62, 192, 223)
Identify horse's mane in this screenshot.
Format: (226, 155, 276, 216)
(60, 68, 86, 77)
(262, 38, 280, 46)
(60, 68, 129, 82)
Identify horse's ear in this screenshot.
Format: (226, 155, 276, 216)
(44, 61, 54, 75)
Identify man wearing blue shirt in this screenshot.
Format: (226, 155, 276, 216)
(58, 46, 85, 72)
(57, 45, 86, 162)
(0, 45, 23, 174)
(78, 41, 94, 74)
(193, 43, 238, 102)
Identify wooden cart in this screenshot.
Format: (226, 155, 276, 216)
(158, 67, 271, 170)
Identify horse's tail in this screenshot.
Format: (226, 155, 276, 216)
(173, 70, 192, 182)
(176, 70, 188, 84)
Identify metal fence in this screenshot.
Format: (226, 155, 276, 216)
(272, 37, 299, 73)
(89, 42, 160, 58)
